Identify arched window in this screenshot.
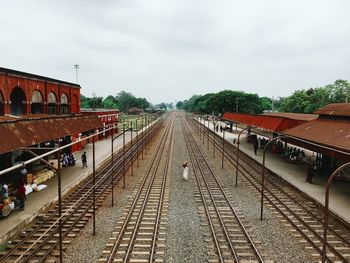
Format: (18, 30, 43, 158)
(48, 92, 57, 114)
(10, 87, 26, 116)
(31, 90, 43, 114)
(0, 91, 4, 115)
(60, 93, 69, 114)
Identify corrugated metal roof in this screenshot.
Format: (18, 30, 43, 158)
(314, 103, 350, 117)
(283, 119, 350, 153)
(0, 115, 101, 154)
(0, 114, 83, 124)
(222, 112, 308, 132)
(261, 112, 318, 121)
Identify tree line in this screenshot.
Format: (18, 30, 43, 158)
(176, 90, 272, 115)
(275, 80, 350, 113)
(176, 79, 350, 115)
(81, 91, 150, 112)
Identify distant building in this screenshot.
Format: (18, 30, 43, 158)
(127, 107, 143, 115)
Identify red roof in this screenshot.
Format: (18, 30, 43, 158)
(222, 112, 309, 132)
(261, 112, 318, 121)
(314, 103, 350, 117)
(0, 115, 101, 154)
(283, 118, 350, 153)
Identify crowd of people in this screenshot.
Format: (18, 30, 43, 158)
(62, 153, 76, 167)
(283, 147, 306, 161)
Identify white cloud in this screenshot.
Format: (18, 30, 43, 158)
(0, 0, 349, 103)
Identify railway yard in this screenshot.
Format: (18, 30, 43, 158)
(1, 111, 350, 263)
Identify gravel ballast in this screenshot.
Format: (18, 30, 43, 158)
(62, 115, 320, 263)
(62, 143, 157, 262)
(165, 117, 208, 263)
(194, 120, 318, 263)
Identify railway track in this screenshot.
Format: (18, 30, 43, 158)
(181, 118, 266, 263)
(192, 117, 350, 263)
(0, 118, 163, 263)
(98, 116, 174, 263)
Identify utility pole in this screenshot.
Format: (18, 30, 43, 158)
(272, 96, 275, 112)
(74, 64, 79, 84)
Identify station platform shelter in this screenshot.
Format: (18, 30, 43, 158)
(0, 129, 133, 244)
(210, 103, 350, 224)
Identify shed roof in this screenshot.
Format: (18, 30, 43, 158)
(314, 103, 350, 117)
(222, 112, 308, 132)
(0, 115, 101, 154)
(261, 112, 318, 121)
(283, 118, 350, 154)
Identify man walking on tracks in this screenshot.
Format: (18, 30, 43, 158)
(182, 161, 189, 181)
(81, 152, 88, 169)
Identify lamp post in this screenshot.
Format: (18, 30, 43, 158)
(207, 118, 210, 150)
(322, 161, 350, 263)
(136, 119, 139, 167)
(202, 117, 205, 144)
(92, 134, 96, 234)
(260, 136, 283, 220)
(57, 149, 63, 262)
(235, 126, 250, 187)
(221, 124, 229, 169)
(130, 121, 133, 176)
(74, 64, 79, 84)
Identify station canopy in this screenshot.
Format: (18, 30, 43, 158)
(0, 115, 101, 155)
(283, 104, 350, 160)
(221, 112, 317, 132)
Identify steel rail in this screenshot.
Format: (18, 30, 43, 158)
(185, 118, 265, 262)
(1, 120, 162, 262)
(182, 119, 264, 263)
(105, 117, 173, 263)
(20, 123, 161, 263)
(149, 119, 174, 263)
(125, 117, 174, 263)
(192, 119, 348, 263)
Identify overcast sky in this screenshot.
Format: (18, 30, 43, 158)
(1, 0, 349, 104)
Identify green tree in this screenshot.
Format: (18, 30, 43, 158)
(102, 95, 120, 109)
(176, 101, 184, 109)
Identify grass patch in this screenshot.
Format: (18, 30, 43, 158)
(0, 243, 8, 252)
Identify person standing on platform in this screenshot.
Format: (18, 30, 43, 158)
(17, 182, 26, 210)
(81, 152, 88, 169)
(254, 139, 259, 155)
(2, 182, 8, 199)
(182, 162, 189, 181)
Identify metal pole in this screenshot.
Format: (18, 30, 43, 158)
(213, 119, 215, 158)
(92, 135, 96, 235)
(207, 119, 209, 150)
(235, 127, 249, 187)
(322, 161, 350, 263)
(131, 121, 134, 176)
(261, 136, 282, 220)
(123, 123, 126, 188)
(111, 134, 114, 207)
(199, 117, 202, 140)
(202, 118, 205, 143)
(222, 128, 225, 169)
(146, 116, 149, 151)
(57, 150, 63, 263)
(136, 119, 139, 167)
(142, 118, 144, 160)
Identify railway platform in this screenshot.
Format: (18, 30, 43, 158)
(0, 132, 132, 244)
(204, 120, 350, 224)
